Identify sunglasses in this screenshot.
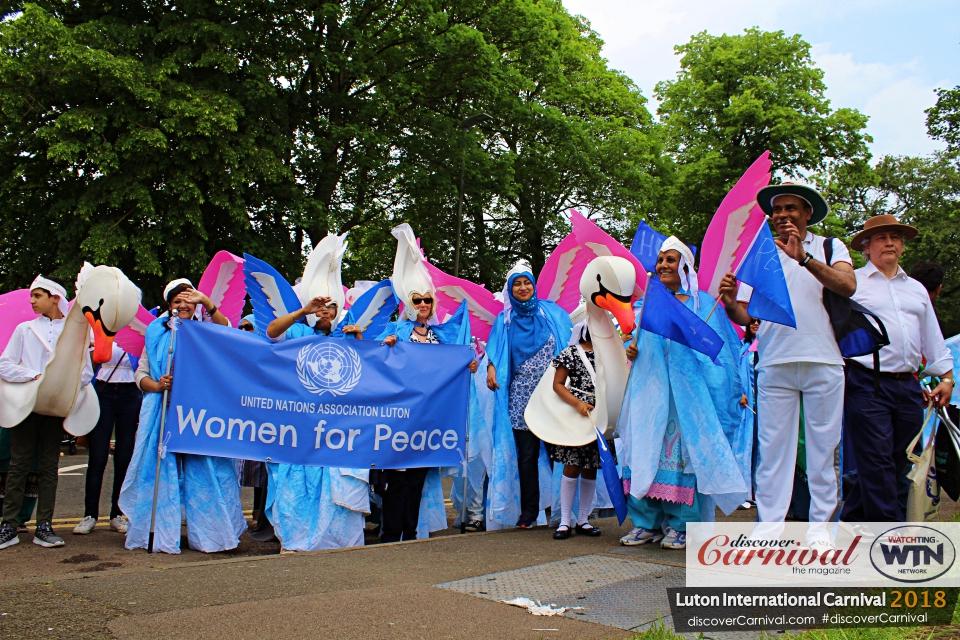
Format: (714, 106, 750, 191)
(240, 324, 254, 332)
(412, 297, 433, 305)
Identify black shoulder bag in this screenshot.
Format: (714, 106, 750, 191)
(821, 237, 890, 395)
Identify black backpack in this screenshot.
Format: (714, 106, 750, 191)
(822, 237, 891, 394)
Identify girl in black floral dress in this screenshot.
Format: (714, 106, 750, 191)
(548, 325, 603, 539)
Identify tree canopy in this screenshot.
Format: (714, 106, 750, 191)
(653, 28, 870, 242)
(2, 8, 956, 343)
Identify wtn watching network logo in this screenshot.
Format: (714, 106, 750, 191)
(869, 526, 956, 583)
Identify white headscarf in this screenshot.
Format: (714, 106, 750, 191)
(162, 278, 202, 321)
(501, 260, 534, 323)
(659, 236, 700, 311)
(30, 275, 69, 316)
(568, 302, 588, 346)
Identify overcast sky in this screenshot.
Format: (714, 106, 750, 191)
(562, 0, 959, 159)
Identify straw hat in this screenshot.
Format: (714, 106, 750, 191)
(850, 214, 918, 251)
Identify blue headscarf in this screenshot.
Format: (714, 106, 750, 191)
(506, 271, 553, 373)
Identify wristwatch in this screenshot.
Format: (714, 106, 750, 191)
(799, 252, 814, 268)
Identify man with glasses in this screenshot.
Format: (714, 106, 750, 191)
(843, 215, 953, 523)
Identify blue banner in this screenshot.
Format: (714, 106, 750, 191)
(166, 322, 473, 469)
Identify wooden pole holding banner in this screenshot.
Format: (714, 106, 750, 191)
(148, 316, 177, 553)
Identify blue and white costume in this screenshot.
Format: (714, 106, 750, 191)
(376, 300, 473, 538)
(618, 239, 748, 536)
(120, 317, 246, 554)
(485, 263, 572, 529)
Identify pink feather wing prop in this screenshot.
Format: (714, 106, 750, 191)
(570, 210, 647, 299)
(697, 151, 772, 298)
(424, 262, 502, 343)
(537, 231, 596, 313)
(114, 305, 158, 357)
(0, 289, 39, 353)
(198, 251, 246, 328)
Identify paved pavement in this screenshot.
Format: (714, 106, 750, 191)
(2, 448, 958, 639)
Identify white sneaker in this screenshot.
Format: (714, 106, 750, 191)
(109, 516, 129, 533)
(619, 527, 664, 546)
(660, 527, 687, 550)
(72, 516, 96, 535)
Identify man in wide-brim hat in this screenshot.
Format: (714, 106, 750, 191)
(718, 182, 856, 546)
(843, 214, 953, 523)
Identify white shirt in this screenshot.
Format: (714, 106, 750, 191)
(737, 232, 852, 369)
(95, 343, 136, 383)
(0, 316, 94, 384)
(850, 260, 952, 376)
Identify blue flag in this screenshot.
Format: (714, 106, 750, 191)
(596, 426, 627, 525)
(639, 278, 723, 362)
(167, 321, 473, 468)
(630, 220, 697, 273)
(737, 224, 796, 328)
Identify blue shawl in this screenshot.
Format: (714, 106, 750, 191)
(484, 286, 572, 529)
(618, 292, 748, 516)
(118, 317, 246, 553)
(375, 300, 472, 537)
(505, 272, 555, 374)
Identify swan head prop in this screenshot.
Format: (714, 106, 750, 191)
(300, 232, 348, 326)
(579, 256, 636, 334)
(391, 223, 435, 321)
(75, 263, 141, 364)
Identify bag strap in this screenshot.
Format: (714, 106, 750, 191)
(575, 344, 597, 388)
(101, 352, 126, 385)
(907, 407, 937, 463)
(823, 236, 835, 266)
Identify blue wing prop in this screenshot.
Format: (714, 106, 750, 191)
(243, 254, 303, 337)
(340, 279, 398, 338)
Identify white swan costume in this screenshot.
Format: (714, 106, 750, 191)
(0, 265, 140, 435)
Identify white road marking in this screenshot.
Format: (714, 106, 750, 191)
(58, 464, 88, 475)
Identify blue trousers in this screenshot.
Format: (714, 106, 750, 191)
(840, 364, 923, 522)
(627, 491, 700, 532)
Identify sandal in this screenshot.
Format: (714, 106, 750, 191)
(553, 525, 572, 540)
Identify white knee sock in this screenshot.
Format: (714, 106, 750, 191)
(560, 475, 577, 528)
(577, 478, 597, 525)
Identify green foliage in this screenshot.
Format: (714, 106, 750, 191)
(0, 2, 297, 305)
(654, 28, 871, 244)
(818, 152, 960, 336)
(0, 0, 659, 297)
(927, 86, 960, 151)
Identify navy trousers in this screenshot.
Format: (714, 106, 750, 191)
(85, 381, 142, 520)
(840, 364, 923, 522)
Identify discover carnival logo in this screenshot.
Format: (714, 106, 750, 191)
(296, 342, 362, 397)
(869, 525, 956, 583)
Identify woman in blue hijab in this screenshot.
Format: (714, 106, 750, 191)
(485, 262, 572, 529)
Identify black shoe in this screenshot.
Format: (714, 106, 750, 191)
(516, 518, 536, 529)
(0, 523, 19, 550)
(464, 520, 485, 532)
(576, 523, 602, 537)
(553, 525, 572, 540)
(33, 522, 65, 548)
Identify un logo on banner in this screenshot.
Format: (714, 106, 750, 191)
(296, 342, 362, 396)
